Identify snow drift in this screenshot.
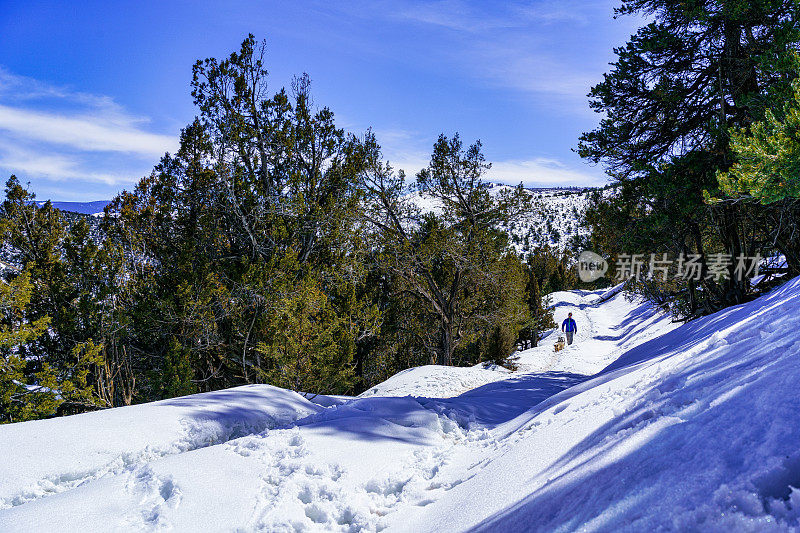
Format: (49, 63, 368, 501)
(0, 385, 322, 509)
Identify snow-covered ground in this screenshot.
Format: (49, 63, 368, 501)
(3, 276, 800, 531)
(505, 187, 592, 252)
(0, 385, 323, 510)
(358, 364, 511, 399)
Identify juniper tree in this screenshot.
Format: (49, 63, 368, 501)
(0, 271, 53, 423)
(360, 133, 530, 366)
(0, 178, 107, 417)
(105, 36, 380, 396)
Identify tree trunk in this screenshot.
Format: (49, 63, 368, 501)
(438, 318, 453, 366)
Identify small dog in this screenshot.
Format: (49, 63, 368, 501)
(554, 337, 566, 352)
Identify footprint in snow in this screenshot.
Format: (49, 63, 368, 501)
(124, 465, 182, 530)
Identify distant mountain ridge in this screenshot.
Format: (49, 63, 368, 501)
(36, 200, 111, 215)
(36, 184, 594, 251)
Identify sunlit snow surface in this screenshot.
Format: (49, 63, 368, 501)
(4, 278, 800, 531)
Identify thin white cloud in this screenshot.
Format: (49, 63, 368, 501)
(383, 0, 634, 110)
(0, 140, 144, 186)
(0, 68, 176, 157)
(397, 0, 591, 33)
(476, 44, 598, 99)
(510, 1, 593, 25)
(399, 0, 518, 32)
(0, 67, 119, 109)
(490, 157, 606, 187)
(0, 105, 177, 157)
(0, 68, 177, 197)
(372, 128, 430, 176)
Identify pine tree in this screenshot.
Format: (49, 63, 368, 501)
(579, 0, 800, 315)
(719, 73, 800, 202)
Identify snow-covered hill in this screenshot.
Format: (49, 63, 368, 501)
(504, 186, 592, 253)
(3, 276, 800, 531)
(408, 184, 593, 253)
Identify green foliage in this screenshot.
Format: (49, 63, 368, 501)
(0, 178, 110, 420)
(100, 35, 377, 398)
(256, 277, 355, 395)
(578, 0, 800, 316)
(0, 270, 104, 423)
(719, 75, 800, 203)
(159, 339, 197, 399)
(360, 133, 532, 367)
(484, 325, 519, 370)
(0, 272, 54, 422)
(0, 35, 570, 419)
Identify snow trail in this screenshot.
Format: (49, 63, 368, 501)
(4, 278, 800, 531)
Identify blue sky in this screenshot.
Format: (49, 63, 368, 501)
(0, 0, 643, 201)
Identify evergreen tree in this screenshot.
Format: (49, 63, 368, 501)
(0, 271, 53, 423)
(360, 133, 530, 366)
(716, 64, 800, 271)
(579, 0, 800, 315)
(256, 276, 355, 395)
(719, 72, 800, 202)
(104, 36, 379, 397)
(0, 177, 108, 415)
(484, 324, 519, 370)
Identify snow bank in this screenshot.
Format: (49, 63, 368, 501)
(1, 394, 473, 532)
(359, 364, 510, 399)
(0, 384, 322, 510)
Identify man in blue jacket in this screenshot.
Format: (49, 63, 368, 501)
(562, 312, 578, 345)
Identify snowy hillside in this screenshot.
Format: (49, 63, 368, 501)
(3, 277, 800, 531)
(409, 184, 593, 253)
(504, 186, 592, 252)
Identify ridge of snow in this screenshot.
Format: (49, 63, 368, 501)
(358, 364, 511, 399)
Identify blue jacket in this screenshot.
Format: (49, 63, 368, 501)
(562, 317, 577, 333)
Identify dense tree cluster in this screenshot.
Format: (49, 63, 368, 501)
(580, 0, 800, 317)
(0, 36, 572, 420)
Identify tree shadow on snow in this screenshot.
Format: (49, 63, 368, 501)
(424, 372, 588, 429)
(469, 277, 800, 531)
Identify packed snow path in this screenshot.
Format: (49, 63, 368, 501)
(4, 278, 800, 531)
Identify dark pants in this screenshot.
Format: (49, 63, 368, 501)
(566, 331, 574, 345)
